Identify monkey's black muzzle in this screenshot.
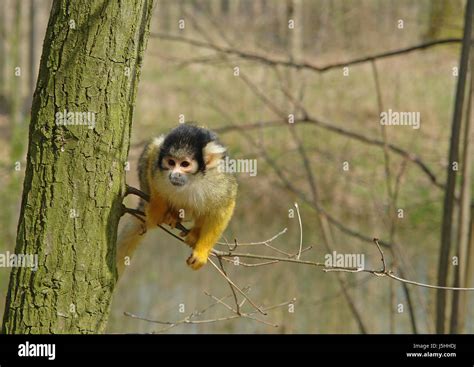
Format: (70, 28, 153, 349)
(169, 172, 187, 187)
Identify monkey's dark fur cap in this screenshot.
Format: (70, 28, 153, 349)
(158, 123, 220, 173)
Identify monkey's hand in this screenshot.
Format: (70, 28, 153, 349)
(186, 249, 209, 270)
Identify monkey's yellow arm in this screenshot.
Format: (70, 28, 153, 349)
(186, 199, 236, 270)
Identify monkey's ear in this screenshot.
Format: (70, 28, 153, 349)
(152, 135, 165, 149)
(203, 141, 226, 169)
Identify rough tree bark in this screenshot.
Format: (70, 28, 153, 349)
(2, 0, 154, 334)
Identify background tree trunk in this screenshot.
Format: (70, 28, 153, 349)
(11, 0, 22, 126)
(0, 0, 6, 104)
(436, 0, 473, 334)
(28, 0, 38, 103)
(451, 53, 473, 333)
(2, 0, 154, 334)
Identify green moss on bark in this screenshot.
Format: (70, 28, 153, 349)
(2, 0, 154, 334)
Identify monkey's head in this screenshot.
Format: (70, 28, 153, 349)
(157, 124, 227, 188)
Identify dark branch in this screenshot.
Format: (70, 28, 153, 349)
(150, 32, 462, 73)
(215, 117, 444, 190)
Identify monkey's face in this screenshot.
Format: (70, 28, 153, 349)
(161, 154, 199, 187)
(157, 124, 228, 191)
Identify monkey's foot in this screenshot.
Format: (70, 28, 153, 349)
(163, 211, 180, 229)
(186, 250, 208, 270)
(139, 222, 147, 235)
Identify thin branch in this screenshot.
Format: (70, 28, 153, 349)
(125, 291, 237, 329)
(217, 257, 241, 315)
(213, 117, 444, 190)
(219, 246, 313, 267)
(294, 203, 303, 259)
(208, 258, 266, 315)
(150, 32, 462, 74)
(213, 244, 474, 291)
(373, 238, 387, 273)
(121, 205, 146, 223)
(204, 292, 278, 327)
(386, 272, 474, 291)
(217, 227, 288, 246)
(125, 184, 150, 202)
(125, 292, 294, 332)
(204, 291, 238, 314)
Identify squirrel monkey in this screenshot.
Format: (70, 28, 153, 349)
(117, 124, 237, 275)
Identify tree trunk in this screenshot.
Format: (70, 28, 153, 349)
(0, 0, 6, 103)
(2, 0, 154, 334)
(436, 0, 473, 334)
(158, 0, 171, 32)
(11, 0, 22, 125)
(28, 0, 38, 100)
(451, 54, 473, 333)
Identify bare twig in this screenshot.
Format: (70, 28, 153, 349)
(213, 243, 474, 291)
(217, 257, 241, 315)
(151, 32, 462, 74)
(373, 238, 387, 273)
(294, 203, 303, 260)
(217, 228, 288, 247)
(125, 184, 149, 202)
(213, 117, 444, 190)
(125, 290, 294, 332)
(121, 205, 146, 223)
(208, 258, 266, 315)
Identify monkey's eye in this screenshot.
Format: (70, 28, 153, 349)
(167, 159, 176, 167)
(180, 161, 190, 168)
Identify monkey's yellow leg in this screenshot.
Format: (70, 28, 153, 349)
(186, 201, 235, 270)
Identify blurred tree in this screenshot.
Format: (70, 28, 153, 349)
(11, 0, 22, 126)
(1, 0, 154, 334)
(158, 0, 170, 32)
(450, 36, 473, 334)
(220, 0, 228, 14)
(436, 0, 473, 334)
(228, 0, 239, 17)
(0, 0, 6, 107)
(28, 0, 37, 99)
(425, 0, 464, 40)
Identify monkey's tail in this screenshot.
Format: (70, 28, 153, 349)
(116, 215, 146, 277)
